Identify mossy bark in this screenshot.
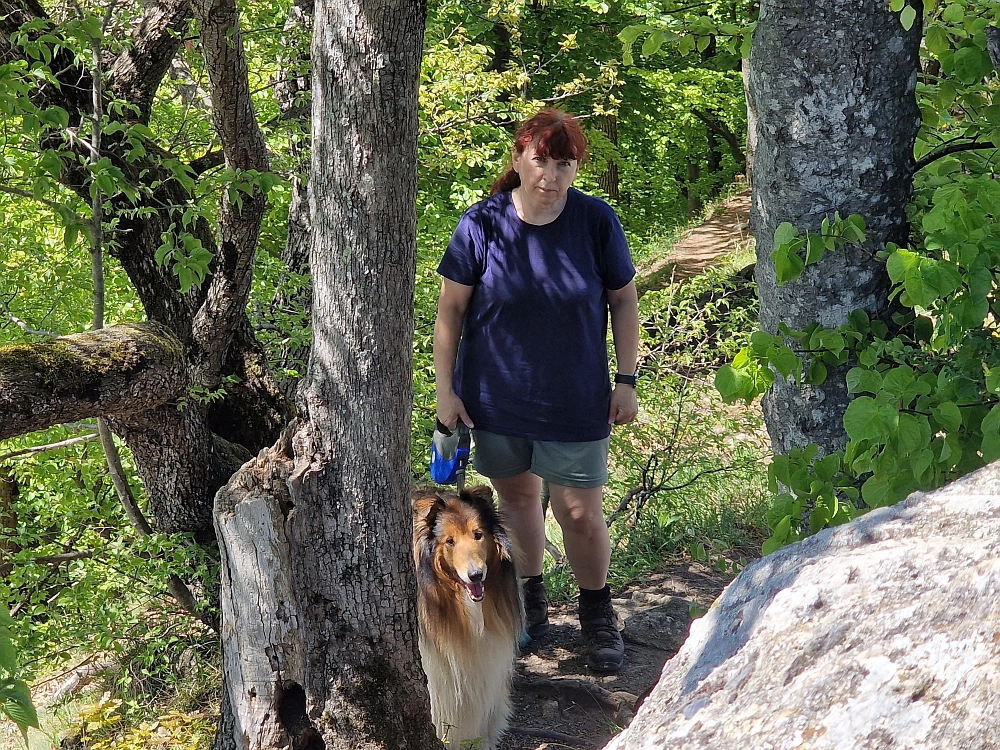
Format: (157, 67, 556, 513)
(0, 322, 186, 441)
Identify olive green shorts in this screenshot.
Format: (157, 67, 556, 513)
(472, 430, 609, 488)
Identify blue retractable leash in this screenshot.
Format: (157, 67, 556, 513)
(430, 420, 472, 491)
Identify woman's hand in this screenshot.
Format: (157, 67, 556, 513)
(437, 391, 474, 431)
(607, 384, 638, 426)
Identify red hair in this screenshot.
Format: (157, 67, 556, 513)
(490, 109, 588, 195)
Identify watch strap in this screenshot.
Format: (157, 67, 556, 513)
(614, 371, 638, 387)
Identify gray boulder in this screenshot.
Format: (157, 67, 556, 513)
(606, 461, 1000, 750)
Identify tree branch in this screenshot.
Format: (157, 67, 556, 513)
(692, 108, 746, 169)
(107, 0, 194, 124)
(189, 0, 271, 380)
(0, 433, 99, 462)
(914, 139, 996, 172)
(0, 321, 187, 441)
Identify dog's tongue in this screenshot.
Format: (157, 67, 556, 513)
(466, 582, 484, 602)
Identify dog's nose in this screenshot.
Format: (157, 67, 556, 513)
(468, 569, 484, 583)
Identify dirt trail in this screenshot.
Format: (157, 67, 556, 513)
(500, 562, 733, 750)
(635, 190, 752, 295)
(499, 190, 756, 750)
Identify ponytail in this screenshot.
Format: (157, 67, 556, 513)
(490, 168, 521, 195)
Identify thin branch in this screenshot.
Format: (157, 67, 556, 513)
(914, 139, 996, 172)
(0, 183, 70, 213)
(0, 297, 60, 338)
(97, 420, 217, 631)
(0, 433, 99, 462)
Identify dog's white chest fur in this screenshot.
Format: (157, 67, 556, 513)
(419, 600, 516, 750)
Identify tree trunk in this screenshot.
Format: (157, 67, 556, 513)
(214, 0, 440, 746)
(686, 159, 702, 215)
(746, 1, 921, 457)
(595, 114, 620, 201)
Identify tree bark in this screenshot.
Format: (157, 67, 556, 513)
(595, 115, 620, 201)
(214, 0, 440, 746)
(0, 323, 185, 441)
(746, 1, 921, 456)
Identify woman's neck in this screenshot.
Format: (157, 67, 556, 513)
(511, 186, 569, 225)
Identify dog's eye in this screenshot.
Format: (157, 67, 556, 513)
(446, 537, 455, 546)
(473, 530, 484, 541)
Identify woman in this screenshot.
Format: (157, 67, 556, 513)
(434, 108, 639, 674)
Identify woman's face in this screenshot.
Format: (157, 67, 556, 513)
(512, 140, 579, 208)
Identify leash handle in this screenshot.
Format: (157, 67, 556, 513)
(430, 420, 472, 486)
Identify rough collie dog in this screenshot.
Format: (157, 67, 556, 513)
(412, 485, 522, 750)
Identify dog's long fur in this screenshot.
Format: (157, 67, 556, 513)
(412, 485, 522, 750)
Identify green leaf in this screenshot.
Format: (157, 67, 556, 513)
(749, 330, 775, 356)
(924, 25, 950, 56)
(981, 404, 1000, 462)
(762, 515, 792, 555)
(813, 453, 841, 482)
(899, 4, 917, 31)
(941, 2, 964, 23)
(889, 0, 904, 11)
(844, 396, 898, 442)
(769, 344, 800, 379)
(986, 368, 1000, 396)
(804, 232, 825, 265)
(911, 448, 934, 480)
(773, 221, 799, 249)
(894, 413, 925, 455)
(953, 46, 992, 85)
(641, 30, 666, 57)
(932, 401, 963, 432)
(886, 247, 920, 285)
(714, 364, 747, 402)
(847, 367, 883, 394)
(772, 244, 805, 285)
(861, 475, 892, 508)
(617, 25, 647, 46)
(806, 359, 828, 385)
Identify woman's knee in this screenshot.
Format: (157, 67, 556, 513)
(549, 486, 605, 533)
(491, 472, 542, 511)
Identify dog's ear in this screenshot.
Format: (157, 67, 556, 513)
(465, 484, 494, 505)
(412, 490, 446, 536)
(462, 484, 497, 519)
(493, 524, 515, 563)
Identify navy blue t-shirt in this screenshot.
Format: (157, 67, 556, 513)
(437, 188, 635, 442)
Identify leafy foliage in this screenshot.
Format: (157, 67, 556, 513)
(718, 0, 1000, 552)
(0, 603, 38, 742)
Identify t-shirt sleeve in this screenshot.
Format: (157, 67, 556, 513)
(599, 204, 635, 291)
(437, 208, 485, 285)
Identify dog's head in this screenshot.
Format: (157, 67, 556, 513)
(412, 485, 514, 604)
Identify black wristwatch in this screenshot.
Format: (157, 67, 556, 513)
(614, 370, 639, 387)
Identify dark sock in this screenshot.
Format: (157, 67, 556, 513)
(522, 574, 543, 585)
(579, 584, 611, 609)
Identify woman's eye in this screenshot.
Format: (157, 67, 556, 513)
(473, 531, 484, 540)
(446, 537, 455, 546)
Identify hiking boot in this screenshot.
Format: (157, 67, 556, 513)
(579, 596, 624, 674)
(522, 577, 550, 639)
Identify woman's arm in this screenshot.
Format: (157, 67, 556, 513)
(607, 280, 639, 426)
(434, 278, 476, 429)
